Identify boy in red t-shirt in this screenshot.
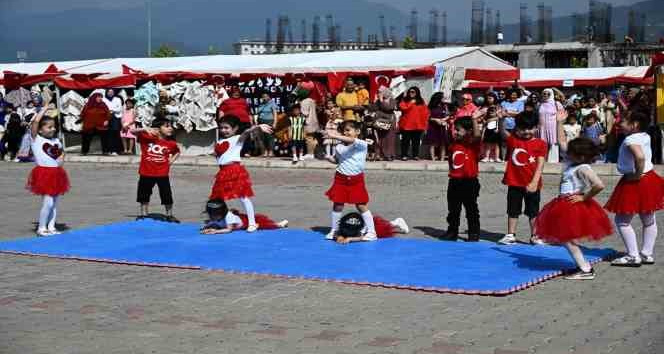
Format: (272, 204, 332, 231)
(131, 118, 181, 221)
(498, 112, 547, 245)
(443, 115, 482, 241)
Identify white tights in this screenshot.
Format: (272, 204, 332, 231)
(38, 195, 59, 231)
(240, 197, 256, 227)
(615, 213, 658, 257)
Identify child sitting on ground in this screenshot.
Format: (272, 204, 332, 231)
(201, 199, 288, 234)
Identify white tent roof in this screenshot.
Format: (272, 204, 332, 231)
(1, 47, 515, 76)
(518, 66, 649, 82)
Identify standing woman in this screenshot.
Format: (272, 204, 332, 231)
(103, 89, 124, 156)
(423, 92, 450, 161)
(371, 86, 398, 161)
(398, 87, 429, 161)
(79, 93, 111, 155)
(255, 91, 278, 157)
(538, 88, 564, 162)
(476, 92, 503, 162)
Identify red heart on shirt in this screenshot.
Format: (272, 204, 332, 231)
(215, 141, 230, 156)
(42, 143, 62, 160)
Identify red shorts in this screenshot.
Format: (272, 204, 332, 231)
(535, 196, 613, 243)
(325, 172, 369, 204)
(26, 166, 70, 196)
(210, 163, 255, 200)
(605, 170, 664, 214)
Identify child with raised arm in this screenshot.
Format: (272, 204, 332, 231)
(26, 101, 70, 236)
(210, 115, 273, 232)
(131, 118, 180, 221)
(497, 112, 548, 245)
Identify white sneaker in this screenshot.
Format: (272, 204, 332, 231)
(110, 152, 119, 156)
(47, 228, 62, 235)
(276, 220, 289, 228)
(303, 154, 314, 160)
(36, 228, 51, 237)
(530, 235, 546, 245)
(292, 156, 298, 163)
(641, 253, 655, 265)
(392, 218, 409, 234)
(498, 233, 517, 245)
(611, 255, 642, 267)
(246, 224, 258, 233)
(495, 158, 504, 163)
(325, 230, 337, 240)
(298, 155, 305, 162)
(480, 157, 490, 163)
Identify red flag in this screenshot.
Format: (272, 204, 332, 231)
(369, 70, 395, 102)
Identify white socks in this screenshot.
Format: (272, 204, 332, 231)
(38, 196, 58, 231)
(564, 242, 591, 272)
(330, 211, 341, 233)
(616, 213, 659, 258)
(361, 210, 376, 234)
(641, 213, 658, 257)
(240, 197, 256, 227)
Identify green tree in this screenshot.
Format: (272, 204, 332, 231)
(152, 44, 179, 58)
(402, 36, 416, 49)
(207, 45, 221, 55)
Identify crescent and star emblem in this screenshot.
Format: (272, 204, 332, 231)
(451, 151, 465, 169)
(511, 148, 536, 167)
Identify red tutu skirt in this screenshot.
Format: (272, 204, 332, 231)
(26, 166, 70, 196)
(210, 163, 255, 200)
(605, 170, 664, 214)
(374, 216, 397, 238)
(325, 172, 369, 204)
(535, 196, 613, 243)
(237, 213, 280, 229)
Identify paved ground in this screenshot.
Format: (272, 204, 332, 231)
(1, 162, 663, 354)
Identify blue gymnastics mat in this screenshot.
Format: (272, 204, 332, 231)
(0, 220, 616, 295)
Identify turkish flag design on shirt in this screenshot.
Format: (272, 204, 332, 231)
(502, 135, 547, 188)
(137, 132, 180, 177)
(448, 141, 481, 179)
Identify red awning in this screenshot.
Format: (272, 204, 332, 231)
(54, 74, 136, 89)
(1, 64, 66, 89)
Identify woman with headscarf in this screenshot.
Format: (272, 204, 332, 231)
(79, 93, 111, 155)
(370, 86, 398, 161)
(103, 89, 124, 155)
(423, 92, 451, 161)
(538, 88, 564, 162)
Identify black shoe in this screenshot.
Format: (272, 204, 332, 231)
(136, 215, 146, 221)
(466, 233, 480, 242)
(167, 215, 180, 223)
(440, 230, 459, 241)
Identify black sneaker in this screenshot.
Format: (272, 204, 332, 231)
(564, 268, 596, 280)
(466, 234, 480, 242)
(136, 215, 146, 221)
(167, 215, 180, 223)
(611, 255, 642, 267)
(440, 230, 459, 241)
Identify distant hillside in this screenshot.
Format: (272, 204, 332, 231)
(0, 0, 408, 61)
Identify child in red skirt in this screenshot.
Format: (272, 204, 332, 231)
(26, 103, 70, 236)
(200, 199, 288, 234)
(535, 116, 613, 280)
(605, 112, 664, 267)
(323, 120, 395, 241)
(334, 212, 409, 244)
(210, 115, 273, 232)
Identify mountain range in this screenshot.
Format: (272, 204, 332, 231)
(0, 0, 662, 62)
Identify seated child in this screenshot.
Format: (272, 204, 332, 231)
(201, 199, 288, 235)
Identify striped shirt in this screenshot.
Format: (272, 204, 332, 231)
(289, 115, 306, 141)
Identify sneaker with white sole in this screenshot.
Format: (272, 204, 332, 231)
(292, 156, 298, 163)
(392, 218, 409, 234)
(47, 228, 62, 235)
(564, 268, 596, 280)
(325, 230, 337, 240)
(298, 156, 305, 162)
(530, 235, 546, 245)
(36, 228, 51, 237)
(641, 254, 655, 265)
(303, 154, 315, 160)
(361, 232, 378, 241)
(246, 224, 258, 233)
(480, 157, 490, 163)
(498, 233, 517, 245)
(276, 220, 289, 228)
(611, 255, 642, 267)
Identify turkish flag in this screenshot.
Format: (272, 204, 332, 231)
(369, 70, 395, 102)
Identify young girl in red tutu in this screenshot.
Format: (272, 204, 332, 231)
(200, 199, 288, 234)
(605, 112, 664, 267)
(323, 120, 409, 242)
(26, 102, 70, 236)
(535, 116, 612, 279)
(210, 115, 272, 232)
